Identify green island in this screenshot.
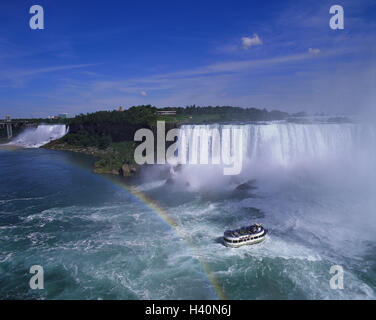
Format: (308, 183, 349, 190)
(43, 105, 289, 177)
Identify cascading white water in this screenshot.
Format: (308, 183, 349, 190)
(171, 122, 376, 296)
(8, 124, 68, 148)
(174, 122, 376, 188)
(178, 122, 376, 168)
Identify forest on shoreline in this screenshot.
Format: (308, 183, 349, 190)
(43, 105, 290, 176)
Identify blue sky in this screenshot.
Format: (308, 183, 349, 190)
(0, 0, 375, 118)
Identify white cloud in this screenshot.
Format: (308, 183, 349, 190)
(241, 34, 262, 50)
(140, 90, 147, 96)
(308, 48, 321, 55)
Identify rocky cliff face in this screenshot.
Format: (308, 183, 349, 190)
(121, 163, 138, 177)
(93, 163, 138, 178)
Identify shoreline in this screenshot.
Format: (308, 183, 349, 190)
(0, 143, 138, 179)
(42, 142, 139, 178)
(0, 144, 24, 151)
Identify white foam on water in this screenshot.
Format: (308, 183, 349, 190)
(134, 179, 167, 191)
(2, 121, 374, 299)
(0, 197, 45, 204)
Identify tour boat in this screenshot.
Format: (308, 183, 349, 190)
(223, 223, 267, 247)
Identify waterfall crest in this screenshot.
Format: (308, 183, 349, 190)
(178, 122, 376, 169)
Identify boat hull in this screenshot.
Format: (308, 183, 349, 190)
(223, 235, 266, 247)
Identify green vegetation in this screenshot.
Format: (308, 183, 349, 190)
(44, 106, 158, 176)
(66, 105, 156, 144)
(93, 141, 136, 174)
(156, 105, 288, 123)
(44, 104, 289, 176)
(59, 131, 112, 149)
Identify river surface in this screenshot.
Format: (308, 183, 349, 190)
(0, 122, 375, 299)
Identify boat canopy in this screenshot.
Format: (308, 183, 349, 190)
(224, 223, 264, 237)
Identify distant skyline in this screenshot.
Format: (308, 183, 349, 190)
(0, 0, 375, 118)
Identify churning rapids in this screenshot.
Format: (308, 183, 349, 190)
(0, 121, 375, 299)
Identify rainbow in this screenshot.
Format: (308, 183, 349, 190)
(105, 176, 227, 300)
